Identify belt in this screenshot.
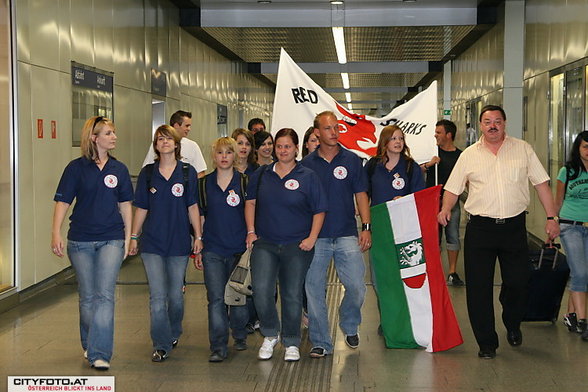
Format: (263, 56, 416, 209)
(559, 219, 588, 227)
(468, 212, 525, 225)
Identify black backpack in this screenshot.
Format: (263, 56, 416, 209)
(198, 172, 249, 212)
(144, 162, 190, 192)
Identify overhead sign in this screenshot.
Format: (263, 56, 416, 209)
(71, 65, 113, 92)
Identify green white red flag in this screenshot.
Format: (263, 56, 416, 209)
(370, 186, 463, 352)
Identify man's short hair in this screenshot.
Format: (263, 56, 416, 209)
(313, 110, 337, 130)
(247, 118, 265, 131)
(436, 119, 457, 141)
(170, 110, 192, 127)
(479, 105, 506, 122)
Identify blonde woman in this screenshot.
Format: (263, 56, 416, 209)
(194, 137, 249, 362)
(51, 116, 133, 370)
(129, 125, 202, 363)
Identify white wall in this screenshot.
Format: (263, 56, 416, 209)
(15, 0, 274, 290)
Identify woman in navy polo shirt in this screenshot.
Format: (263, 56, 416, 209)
(51, 116, 133, 371)
(129, 125, 202, 363)
(232, 128, 259, 176)
(193, 137, 249, 362)
(245, 128, 327, 362)
(254, 130, 275, 166)
(366, 125, 425, 206)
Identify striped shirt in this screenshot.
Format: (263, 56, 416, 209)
(444, 135, 550, 219)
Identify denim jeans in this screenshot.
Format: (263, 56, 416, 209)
(560, 223, 588, 292)
(202, 251, 249, 356)
(142, 253, 189, 352)
(305, 236, 366, 353)
(251, 239, 313, 347)
(67, 239, 124, 363)
(440, 202, 461, 251)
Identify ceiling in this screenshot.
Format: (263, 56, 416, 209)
(170, 0, 503, 114)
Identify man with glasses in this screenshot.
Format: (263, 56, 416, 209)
(247, 118, 266, 135)
(438, 105, 559, 359)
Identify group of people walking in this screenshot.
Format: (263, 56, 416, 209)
(51, 104, 588, 370)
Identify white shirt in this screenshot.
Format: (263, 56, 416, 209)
(444, 135, 549, 219)
(142, 137, 207, 173)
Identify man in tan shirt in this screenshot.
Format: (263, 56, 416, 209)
(438, 105, 560, 359)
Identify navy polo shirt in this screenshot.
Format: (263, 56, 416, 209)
(246, 163, 327, 245)
(301, 146, 367, 238)
(200, 169, 247, 257)
(245, 162, 259, 176)
(368, 158, 425, 206)
(134, 160, 198, 256)
(54, 156, 133, 241)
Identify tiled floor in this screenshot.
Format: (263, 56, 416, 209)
(1, 249, 587, 391)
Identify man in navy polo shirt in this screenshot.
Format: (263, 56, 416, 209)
(301, 110, 371, 358)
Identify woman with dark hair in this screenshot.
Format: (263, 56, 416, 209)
(366, 125, 425, 206)
(302, 126, 320, 157)
(254, 130, 274, 166)
(245, 128, 327, 362)
(556, 130, 588, 340)
(231, 128, 259, 176)
(129, 125, 202, 363)
(51, 116, 133, 370)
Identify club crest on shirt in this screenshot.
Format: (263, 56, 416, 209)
(227, 190, 241, 206)
(171, 183, 184, 197)
(333, 166, 348, 180)
(285, 179, 299, 190)
(392, 173, 405, 190)
(104, 175, 118, 188)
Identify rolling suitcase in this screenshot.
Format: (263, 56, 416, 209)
(523, 243, 569, 323)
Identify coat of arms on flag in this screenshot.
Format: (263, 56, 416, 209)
(370, 186, 463, 352)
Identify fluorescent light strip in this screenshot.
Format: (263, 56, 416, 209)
(348, 103, 353, 111)
(341, 72, 350, 89)
(345, 92, 351, 102)
(332, 27, 347, 64)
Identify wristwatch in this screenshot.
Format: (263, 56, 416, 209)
(362, 223, 372, 231)
(546, 216, 559, 222)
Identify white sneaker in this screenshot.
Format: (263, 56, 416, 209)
(284, 346, 300, 362)
(258, 336, 279, 360)
(92, 359, 110, 370)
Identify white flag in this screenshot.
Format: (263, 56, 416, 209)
(271, 48, 437, 164)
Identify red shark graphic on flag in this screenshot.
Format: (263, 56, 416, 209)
(335, 102, 378, 156)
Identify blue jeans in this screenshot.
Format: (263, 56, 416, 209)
(251, 239, 313, 347)
(560, 223, 588, 292)
(202, 251, 249, 356)
(142, 253, 189, 352)
(67, 239, 124, 363)
(305, 237, 366, 353)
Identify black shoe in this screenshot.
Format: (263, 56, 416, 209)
(581, 328, 588, 341)
(477, 349, 496, 359)
(245, 323, 255, 334)
(234, 339, 247, 351)
(309, 346, 328, 358)
(577, 319, 587, 334)
(151, 349, 168, 362)
(447, 273, 465, 286)
(563, 313, 578, 332)
(209, 351, 226, 362)
(507, 329, 523, 346)
(345, 334, 359, 349)
(172, 339, 179, 348)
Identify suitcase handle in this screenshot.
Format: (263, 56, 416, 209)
(538, 242, 561, 270)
